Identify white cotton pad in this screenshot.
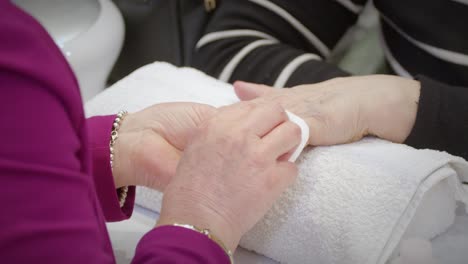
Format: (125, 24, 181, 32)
(285, 111, 309, 162)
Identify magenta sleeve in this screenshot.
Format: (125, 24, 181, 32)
(86, 115, 136, 222)
(0, 2, 115, 262)
(132, 226, 231, 264)
(1, 2, 232, 263)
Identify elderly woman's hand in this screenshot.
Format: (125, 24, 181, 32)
(234, 75, 421, 146)
(111, 103, 216, 190)
(157, 100, 301, 251)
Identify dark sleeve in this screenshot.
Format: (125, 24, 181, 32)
(405, 76, 468, 160)
(374, 0, 468, 87)
(133, 226, 230, 264)
(192, 0, 367, 87)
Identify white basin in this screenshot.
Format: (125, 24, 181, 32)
(14, 0, 125, 101)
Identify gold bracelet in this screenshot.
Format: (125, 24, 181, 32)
(110, 110, 129, 208)
(173, 223, 234, 263)
(117, 186, 128, 208)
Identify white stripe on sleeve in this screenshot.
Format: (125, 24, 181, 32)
(451, 0, 468, 6)
(196, 29, 277, 49)
(333, 0, 364, 14)
(380, 30, 413, 78)
(382, 15, 468, 67)
(248, 0, 330, 57)
(273, 53, 322, 88)
(219, 39, 279, 82)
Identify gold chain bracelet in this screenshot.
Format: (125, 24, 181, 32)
(173, 223, 234, 263)
(110, 110, 129, 208)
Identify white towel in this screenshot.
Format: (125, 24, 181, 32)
(86, 62, 468, 264)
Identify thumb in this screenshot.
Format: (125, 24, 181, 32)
(234, 81, 271, 101)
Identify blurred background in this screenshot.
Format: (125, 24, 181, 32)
(13, 0, 384, 101)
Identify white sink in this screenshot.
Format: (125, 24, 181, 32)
(13, 0, 125, 101)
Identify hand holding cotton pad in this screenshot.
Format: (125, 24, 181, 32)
(285, 111, 309, 162)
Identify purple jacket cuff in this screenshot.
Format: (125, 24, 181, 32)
(87, 115, 135, 222)
(133, 226, 230, 263)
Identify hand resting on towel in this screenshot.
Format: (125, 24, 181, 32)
(111, 102, 217, 191)
(234, 75, 420, 146)
(157, 100, 301, 251)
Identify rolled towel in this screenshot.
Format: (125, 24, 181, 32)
(86, 62, 468, 264)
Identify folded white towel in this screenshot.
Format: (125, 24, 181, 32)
(86, 62, 468, 264)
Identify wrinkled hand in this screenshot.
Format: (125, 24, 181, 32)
(234, 75, 421, 146)
(157, 100, 301, 251)
(112, 103, 216, 190)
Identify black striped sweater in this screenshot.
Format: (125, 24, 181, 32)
(192, 0, 468, 160)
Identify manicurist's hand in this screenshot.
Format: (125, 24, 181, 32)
(111, 103, 217, 190)
(157, 100, 302, 252)
(234, 75, 421, 146)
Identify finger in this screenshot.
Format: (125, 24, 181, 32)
(244, 101, 288, 137)
(261, 121, 302, 159)
(215, 101, 258, 125)
(234, 81, 272, 101)
(278, 149, 294, 162)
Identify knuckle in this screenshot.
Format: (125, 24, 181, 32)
(248, 148, 269, 168)
(272, 101, 285, 111)
(233, 121, 254, 139)
(270, 102, 286, 116)
(240, 101, 257, 111)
